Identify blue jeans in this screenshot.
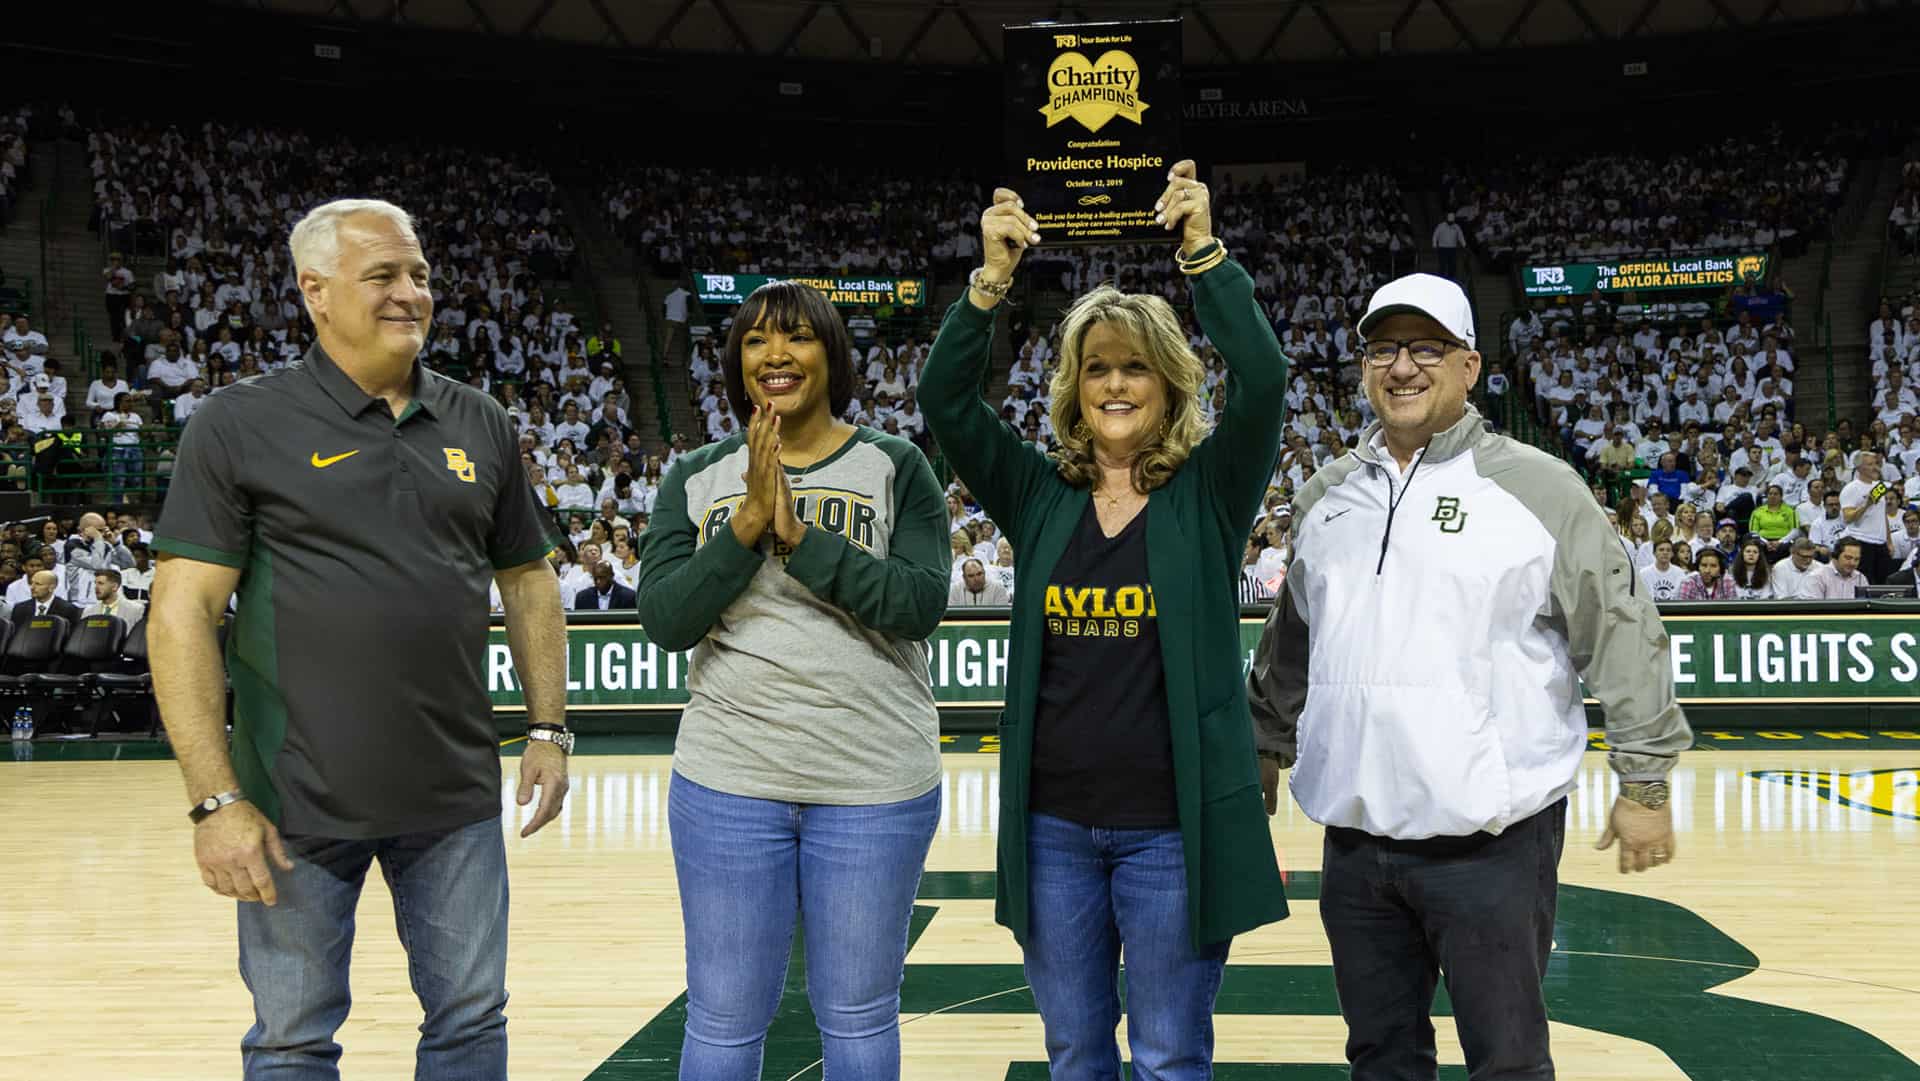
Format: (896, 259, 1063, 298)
(1023, 813, 1230, 1081)
(236, 815, 509, 1080)
(106, 445, 142, 502)
(668, 771, 940, 1081)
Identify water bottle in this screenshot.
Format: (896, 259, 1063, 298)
(17, 706, 33, 742)
(9, 706, 26, 742)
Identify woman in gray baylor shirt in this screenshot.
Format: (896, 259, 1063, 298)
(637, 281, 950, 1081)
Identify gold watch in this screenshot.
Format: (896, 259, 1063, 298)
(1621, 781, 1670, 810)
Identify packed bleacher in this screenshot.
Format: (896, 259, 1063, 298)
(0, 105, 30, 227)
(89, 120, 581, 389)
(1480, 257, 1920, 598)
(1442, 129, 1855, 268)
(0, 107, 1906, 627)
(90, 121, 576, 280)
(19, 116, 664, 614)
(604, 167, 982, 279)
(625, 152, 1919, 602)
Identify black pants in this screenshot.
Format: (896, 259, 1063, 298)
(1321, 798, 1567, 1081)
(1857, 540, 1893, 585)
(104, 293, 127, 340)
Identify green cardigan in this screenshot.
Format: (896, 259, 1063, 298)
(920, 254, 1291, 949)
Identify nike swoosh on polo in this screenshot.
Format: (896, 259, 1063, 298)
(310, 450, 361, 468)
(1323, 508, 1353, 524)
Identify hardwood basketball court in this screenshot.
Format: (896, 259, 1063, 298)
(3, 734, 1916, 1080)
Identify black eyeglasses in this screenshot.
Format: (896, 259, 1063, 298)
(1360, 338, 1468, 368)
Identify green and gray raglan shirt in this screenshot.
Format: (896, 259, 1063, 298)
(636, 425, 949, 805)
(153, 345, 559, 839)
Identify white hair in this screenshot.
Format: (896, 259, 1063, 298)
(288, 198, 418, 278)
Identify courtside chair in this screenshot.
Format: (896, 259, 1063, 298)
(25, 615, 126, 736)
(92, 616, 155, 735)
(0, 614, 70, 730)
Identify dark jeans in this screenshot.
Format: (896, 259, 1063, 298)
(1320, 799, 1567, 1081)
(236, 815, 509, 1080)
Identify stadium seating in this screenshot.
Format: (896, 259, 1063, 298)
(1442, 130, 1857, 268)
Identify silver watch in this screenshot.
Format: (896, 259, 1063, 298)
(526, 727, 575, 755)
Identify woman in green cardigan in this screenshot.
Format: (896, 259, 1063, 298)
(920, 162, 1290, 1079)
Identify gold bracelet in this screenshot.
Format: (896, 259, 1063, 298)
(1179, 245, 1227, 276)
(1177, 238, 1223, 265)
(969, 267, 1013, 298)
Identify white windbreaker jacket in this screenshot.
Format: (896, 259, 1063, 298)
(1249, 406, 1692, 840)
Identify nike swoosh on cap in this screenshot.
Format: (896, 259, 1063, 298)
(310, 450, 361, 468)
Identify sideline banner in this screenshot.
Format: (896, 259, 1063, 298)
(1521, 252, 1768, 297)
(489, 611, 1920, 711)
(1003, 19, 1182, 245)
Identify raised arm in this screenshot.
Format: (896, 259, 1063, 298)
(917, 188, 1057, 534)
(1160, 163, 1290, 529)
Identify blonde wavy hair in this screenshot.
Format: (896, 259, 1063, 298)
(1047, 286, 1211, 492)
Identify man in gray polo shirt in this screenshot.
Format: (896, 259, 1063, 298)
(149, 198, 569, 1080)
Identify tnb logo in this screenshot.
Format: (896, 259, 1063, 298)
(1533, 266, 1566, 287)
(702, 274, 736, 295)
(1053, 34, 1078, 47)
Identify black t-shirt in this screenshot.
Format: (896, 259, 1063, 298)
(1030, 500, 1178, 829)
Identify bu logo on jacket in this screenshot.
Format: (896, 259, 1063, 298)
(1433, 495, 1469, 534)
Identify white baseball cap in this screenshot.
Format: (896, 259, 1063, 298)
(1357, 273, 1476, 350)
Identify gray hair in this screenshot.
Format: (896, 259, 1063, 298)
(288, 198, 417, 278)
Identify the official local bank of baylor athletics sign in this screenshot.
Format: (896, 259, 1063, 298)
(1522, 252, 1769, 296)
(488, 611, 1920, 710)
(694, 272, 926, 308)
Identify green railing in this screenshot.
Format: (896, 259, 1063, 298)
(634, 269, 674, 444)
(71, 318, 94, 379)
(37, 195, 52, 320)
(1811, 240, 1828, 341)
(1824, 312, 1837, 432)
(553, 238, 643, 452)
(3, 427, 184, 505)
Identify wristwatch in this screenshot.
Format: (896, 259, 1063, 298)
(527, 724, 575, 755)
(188, 789, 248, 823)
(1621, 781, 1670, 810)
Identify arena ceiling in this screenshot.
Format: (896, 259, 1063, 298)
(215, 0, 1877, 66)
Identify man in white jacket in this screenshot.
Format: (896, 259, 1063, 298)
(1248, 273, 1692, 1081)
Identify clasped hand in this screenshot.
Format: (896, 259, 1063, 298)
(730, 404, 805, 550)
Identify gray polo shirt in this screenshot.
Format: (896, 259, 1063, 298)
(154, 345, 558, 838)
